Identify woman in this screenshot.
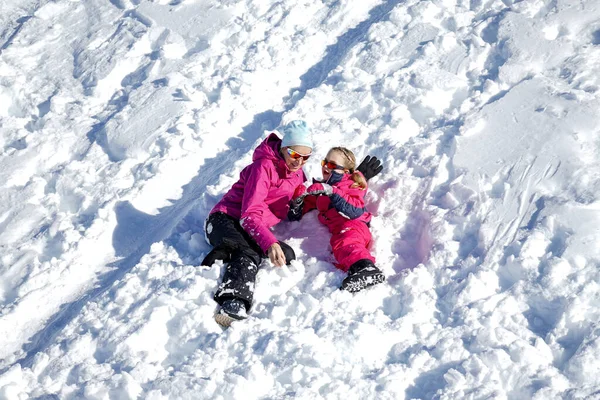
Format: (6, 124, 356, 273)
(288, 147, 385, 293)
(202, 120, 314, 326)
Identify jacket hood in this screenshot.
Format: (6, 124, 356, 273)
(253, 132, 296, 174)
(253, 133, 283, 162)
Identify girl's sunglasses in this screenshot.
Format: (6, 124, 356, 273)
(321, 159, 346, 171)
(286, 148, 311, 161)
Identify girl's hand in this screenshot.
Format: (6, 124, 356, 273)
(306, 183, 333, 195)
(268, 243, 286, 267)
(292, 184, 307, 201)
(356, 155, 383, 181)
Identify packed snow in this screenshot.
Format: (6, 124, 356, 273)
(1, 0, 600, 398)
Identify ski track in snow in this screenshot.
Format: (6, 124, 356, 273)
(1, 0, 600, 398)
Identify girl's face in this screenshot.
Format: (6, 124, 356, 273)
(283, 145, 312, 172)
(321, 150, 348, 181)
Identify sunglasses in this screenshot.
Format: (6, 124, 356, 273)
(321, 159, 346, 171)
(286, 148, 312, 161)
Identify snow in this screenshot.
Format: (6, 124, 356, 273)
(1, 0, 600, 398)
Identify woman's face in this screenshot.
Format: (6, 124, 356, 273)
(321, 150, 348, 181)
(283, 145, 312, 172)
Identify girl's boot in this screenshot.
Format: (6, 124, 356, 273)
(341, 259, 385, 293)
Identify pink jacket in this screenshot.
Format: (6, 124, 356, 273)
(303, 173, 372, 234)
(211, 133, 307, 252)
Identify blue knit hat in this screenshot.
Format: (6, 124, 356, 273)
(280, 120, 313, 149)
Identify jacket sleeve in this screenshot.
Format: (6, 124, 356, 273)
(329, 185, 367, 220)
(239, 161, 280, 252)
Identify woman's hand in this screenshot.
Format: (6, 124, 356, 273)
(288, 197, 304, 221)
(268, 243, 286, 267)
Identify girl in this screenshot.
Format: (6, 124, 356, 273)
(288, 147, 385, 292)
(202, 120, 313, 326)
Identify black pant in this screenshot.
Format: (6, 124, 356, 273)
(202, 212, 295, 311)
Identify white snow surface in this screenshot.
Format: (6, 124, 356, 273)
(1, 0, 600, 398)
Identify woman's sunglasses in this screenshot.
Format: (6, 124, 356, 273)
(286, 148, 312, 161)
(321, 159, 346, 171)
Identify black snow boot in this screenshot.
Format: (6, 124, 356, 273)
(341, 259, 385, 293)
(215, 298, 248, 327)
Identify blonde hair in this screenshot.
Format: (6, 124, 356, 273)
(327, 147, 367, 189)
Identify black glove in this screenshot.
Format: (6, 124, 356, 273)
(287, 197, 304, 221)
(356, 155, 383, 181)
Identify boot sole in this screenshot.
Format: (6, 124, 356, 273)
(215, 313, 237, 327)
(342, 273, 386, 293)
(215, 311, 247, 327)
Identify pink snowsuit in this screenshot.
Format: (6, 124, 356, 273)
(302, 173, 376, 272)
(211, 133, 307, 252)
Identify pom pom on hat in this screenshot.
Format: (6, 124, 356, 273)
(280, 120, 313, 149)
